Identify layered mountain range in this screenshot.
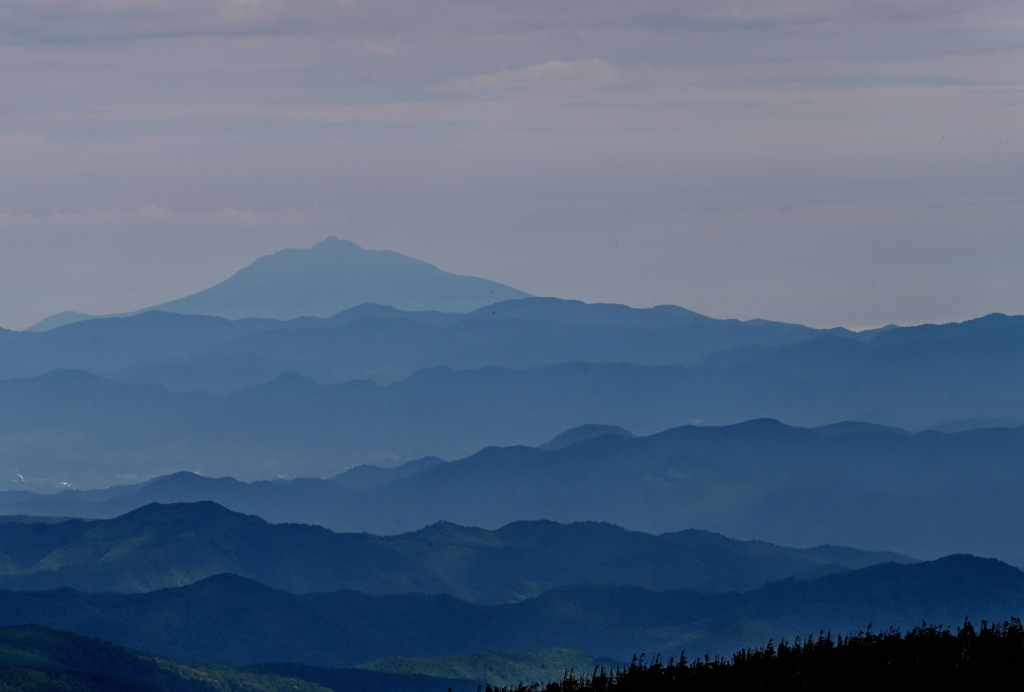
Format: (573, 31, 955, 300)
(0, 501, 912, 597)
(2, 236, 1022, 688)
(4, 419, 1024, 566)
(0, 502, 1019, 669)
(1, 241, 1023, 492)
(0, 546, 1017, 668)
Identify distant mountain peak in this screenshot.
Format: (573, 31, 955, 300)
(142, 237, 531, 321)
(28, 238, 530, 328)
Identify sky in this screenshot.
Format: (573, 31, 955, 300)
(1, 1, 1022, 331)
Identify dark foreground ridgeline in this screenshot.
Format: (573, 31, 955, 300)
(490, 620, 1024, 691)
(3, 620, 1023, 691)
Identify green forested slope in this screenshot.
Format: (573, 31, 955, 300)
(0, 556, 1016, 667)
(0, 503, 909, 598)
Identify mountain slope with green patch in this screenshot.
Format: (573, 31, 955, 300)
(0, 502, 910, 598)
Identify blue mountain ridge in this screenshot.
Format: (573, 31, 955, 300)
(0, 554, 1016, 666)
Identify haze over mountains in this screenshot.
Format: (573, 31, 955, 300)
(0, 308, 1023, 492)
(29, 237, 530, 329)
(3, 236, 1023, 687)
(3, 237, 1024, 561)
(2, 298, 836, 389)
(5, 420, 1024, 566)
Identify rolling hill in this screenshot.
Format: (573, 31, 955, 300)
(0, 502, 911, 598)
(0, 556, 1017, 666)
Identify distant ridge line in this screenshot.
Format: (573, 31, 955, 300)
(28, 236, 531, 329)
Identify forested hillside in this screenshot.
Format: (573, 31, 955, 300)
(490, 620, 1024, 691)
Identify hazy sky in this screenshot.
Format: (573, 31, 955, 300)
(1, 1, 1022, 330)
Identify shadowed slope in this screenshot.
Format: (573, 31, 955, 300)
(0, 556, 1018, 666)
(0, 502, 910, 598)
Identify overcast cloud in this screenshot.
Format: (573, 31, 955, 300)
(1, 1, 1022, 329)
